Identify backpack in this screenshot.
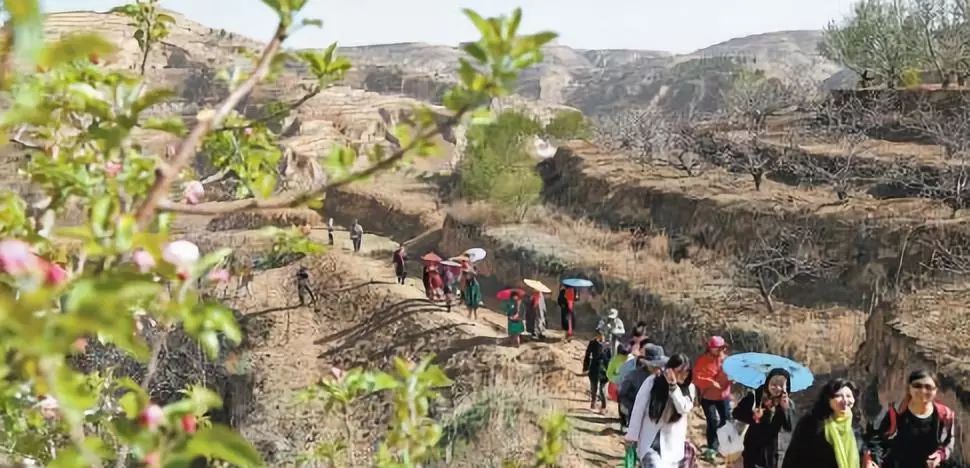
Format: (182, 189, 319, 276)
(868, 400, 956, 466)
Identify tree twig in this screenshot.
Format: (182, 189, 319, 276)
(133, 22, 288, 227)
(156, 111, 465, 215)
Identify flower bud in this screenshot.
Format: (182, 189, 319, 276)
(0, 239, 39, 276)
(138, 404, 164, 431)
(132, 249, 156, 273)
(183, 180, 205, 205)
(162, 241, 200, 269)
(180, 414, 197, 433)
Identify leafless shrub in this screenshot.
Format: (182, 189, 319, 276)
(710, 133, 784, 191)
(593, 108, 666, 167)
(738, 226, 842, 313)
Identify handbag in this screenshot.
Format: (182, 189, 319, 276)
(717, 391, 756, 457)
(608, 382, 619, 402)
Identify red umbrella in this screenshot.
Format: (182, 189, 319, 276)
(496, 288, 525, 301)
(420, 252, 442, 264)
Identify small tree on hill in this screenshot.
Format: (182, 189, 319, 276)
(543, 110, 591, 143)
(820, 0, 922, 88)
(593, 108, 666, 167)
(459, 110, 544, 220)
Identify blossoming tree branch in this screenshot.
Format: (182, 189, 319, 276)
(0, 0, 559, 466)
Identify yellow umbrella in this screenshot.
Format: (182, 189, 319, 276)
(523, 278, 551, 293)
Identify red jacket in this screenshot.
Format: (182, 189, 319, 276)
(694, 352, 731, 401)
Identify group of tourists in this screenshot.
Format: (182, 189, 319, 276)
(387, 245, 960, 468)
(583, 329, 958, 468)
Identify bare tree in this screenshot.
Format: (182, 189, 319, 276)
(709, 133, 783, 191)
(657, 118, 706, 176)
(593, 109, 666, 167)
(738, 227, 841, 313)
(787, 128, 868, 200)
(722, 70, 797, 130)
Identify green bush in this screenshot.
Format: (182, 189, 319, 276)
(459, 110, 544, 218)
(543, 110, 591, 141)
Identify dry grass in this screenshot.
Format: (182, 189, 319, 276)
(205, 208, 322, 232)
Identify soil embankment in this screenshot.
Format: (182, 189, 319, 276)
(539, 141, 970, 308)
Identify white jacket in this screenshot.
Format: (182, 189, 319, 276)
(624, 375, 696, 464)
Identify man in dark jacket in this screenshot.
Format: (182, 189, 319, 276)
(583, 332, 610, 412)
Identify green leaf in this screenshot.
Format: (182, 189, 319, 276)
(133, 88, 176, 115)
(6, 0, 45, 69)
(143, 116, 187, 136)
(186, 425, 264, 467)
(118, 391, 141, 419)
(40, 33, 117, 69)
(528, 31, 559, 49)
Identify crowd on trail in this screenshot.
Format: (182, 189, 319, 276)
(311, 225, 960, 468)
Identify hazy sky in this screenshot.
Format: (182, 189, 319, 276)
(44, 0, 856, 53)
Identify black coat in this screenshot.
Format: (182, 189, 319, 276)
(733, 390, 794, 468)
(782, 414, 877, 468)
(582, 339, 610, 380)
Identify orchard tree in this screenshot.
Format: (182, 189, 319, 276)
(0, 1, 567, 467)
(820, 0, 922, 88)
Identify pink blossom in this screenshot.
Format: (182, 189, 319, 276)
(138, 404, 164, 431)
(42, 261, 69, 287)
(104, 160, 122, 177)
(162, 240, 200, 268)
(0, 239, 40, 276)
(37, 395, 59, 420)
(143, 451, 161, 468)
(206, 268, 230, 284)
(243, 127, 253, 137)
(330, 367, 345, 381)
(182, 180, 204, 205)
(132, 249, 156, 273)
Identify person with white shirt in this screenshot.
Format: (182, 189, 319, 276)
(625, 353, 697, 468)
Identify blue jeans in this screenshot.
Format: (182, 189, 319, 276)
(701, 398, 731, 451)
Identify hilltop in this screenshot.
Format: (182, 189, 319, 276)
(42, 9, 843, 117)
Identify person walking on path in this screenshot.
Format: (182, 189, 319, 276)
(558, 286, 578, 341)
(695, 335, 734, 463)
(327, 218, 334, 245)
(608, 343, 635, 428)
(504, 290, 526, 347)
(619, 344, 669, 433)
(625, 353, 697, 467)
(392, 244, 407, 284)
(782, 378, 878, 468)
(732, 368, 795, 468)
(597, 308, 626, 354)
(350, 219, 363, 253)
(583, 332, 610, 413)
(867, 370, 956, 468)
(296, 266, 316, 305)
(463, 271, 482, 320)
(526, 289, 547, 339)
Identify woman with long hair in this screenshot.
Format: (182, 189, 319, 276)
(624, 353, 697, 467)
(732, 368, 795, 468)
(869, 370, 956, 468)
(782, 378, 878, 468)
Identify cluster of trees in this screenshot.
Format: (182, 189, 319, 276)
(458, 109, 589, 219)
(821, 0, 970, 88)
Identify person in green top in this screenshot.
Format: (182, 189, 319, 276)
(504, 290, 526, 347)
(462, 271, 482, 320)
(606, 343, 633, 428)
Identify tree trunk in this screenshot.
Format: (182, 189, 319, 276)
(757, 277, 775, 314)
(752, 172, 764, 191)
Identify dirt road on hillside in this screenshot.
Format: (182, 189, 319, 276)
(213, 226, 719, 467)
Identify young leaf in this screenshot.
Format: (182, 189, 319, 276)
(185, 425, 264, 467)
(40, 33, 117, 69)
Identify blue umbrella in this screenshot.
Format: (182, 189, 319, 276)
(561, 278, 593, 288)
(722, 353, 814, 392)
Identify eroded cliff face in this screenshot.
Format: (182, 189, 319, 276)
(854, 303, 970, 464)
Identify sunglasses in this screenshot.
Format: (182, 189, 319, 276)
(911, 382, 937, 391)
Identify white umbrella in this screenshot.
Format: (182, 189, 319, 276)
(464, 248, 486, 263)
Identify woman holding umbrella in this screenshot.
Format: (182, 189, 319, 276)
(503, 289, 526, 347)
(524, 279, 550, 340)
(732, 368, 795, 468)
(463, 270, 482, 320)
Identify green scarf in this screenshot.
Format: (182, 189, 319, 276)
(823, 413, 859, 468)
